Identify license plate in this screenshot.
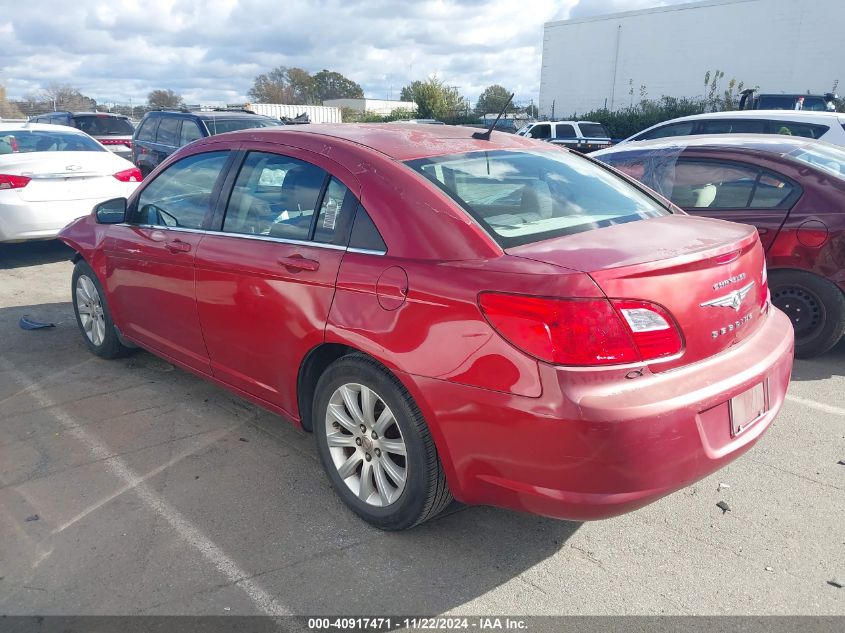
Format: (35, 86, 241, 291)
(729, 382, 767, 436)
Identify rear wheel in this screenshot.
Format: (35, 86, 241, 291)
(770, 270, 845, 358)
(313, 354, 452, 530)
(72, 260, 132, 359)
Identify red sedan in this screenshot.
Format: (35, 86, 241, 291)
(58, 124, 794, 530)
(595, 135, 845, 357)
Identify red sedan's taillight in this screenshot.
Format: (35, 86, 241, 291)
(100, 139, 132, 149)
(478, 292, 683, 366)
(113, 167, 142, 183)
(611, 299, 683, 361)
(0, 174, 31, 190)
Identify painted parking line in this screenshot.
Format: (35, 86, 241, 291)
(1, 360, 293, 617)
(785, 393, 845, 416)
(51, 424, 238, 535)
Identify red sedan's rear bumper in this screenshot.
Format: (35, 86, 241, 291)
(401, 307, 794, 521)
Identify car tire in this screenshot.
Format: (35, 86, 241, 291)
(71, 260, 132, 359)
(313, 354, 452, 530)
(770, 270, 845, 358)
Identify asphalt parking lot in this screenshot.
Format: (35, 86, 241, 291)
(0, 240, 842, 617)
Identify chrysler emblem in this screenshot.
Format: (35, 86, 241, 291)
(700, 281, 755, 312)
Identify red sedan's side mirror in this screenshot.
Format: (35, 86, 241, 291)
(95, 197, 127, 224)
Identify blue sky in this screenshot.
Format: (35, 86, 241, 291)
(0, 0, 691, 107)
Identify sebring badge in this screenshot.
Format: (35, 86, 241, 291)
(700, 281, 755, 312)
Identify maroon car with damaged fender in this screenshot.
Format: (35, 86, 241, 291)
(59, 124, 794, 529)
(595, 135, 845, 357)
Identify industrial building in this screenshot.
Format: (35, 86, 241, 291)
(322, 98, 416, 116)
(539, 0, 842, 117)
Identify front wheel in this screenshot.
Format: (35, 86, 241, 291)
(313, 355, 452, 530)
(770, 270, 845, 358)
(72, 260, 132, 359)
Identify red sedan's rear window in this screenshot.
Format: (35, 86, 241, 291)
(406, 149, 668, 247)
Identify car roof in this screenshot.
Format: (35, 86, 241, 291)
(651, 110, 845, 124)
(70, 112, 129, 118)
(210, 123, 545, 161)
(148, 110, 274, 120)
(35, 111, 128, 118)
(532, 120, 603, 125)
(0, 122, 88, 133)
(595, 133, 817, 157)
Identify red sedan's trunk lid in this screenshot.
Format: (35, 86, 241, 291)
(507, 215, 768, 371)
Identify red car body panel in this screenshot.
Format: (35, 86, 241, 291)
(104, 226, 209, 370)
(194, 233, 346, 417)
(59, 125, 795, 521)
(509, 215, 768, 371)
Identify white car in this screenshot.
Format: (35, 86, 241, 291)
(0, 123, 141, 243)
(621, 110, 845, 146)
(516, 120, 612, 152)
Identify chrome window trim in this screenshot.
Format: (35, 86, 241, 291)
(117, 223, 349, 251)
(347, 247, 386, 256)
(208, 230, 348, 251)
(124, 224, 207, 235)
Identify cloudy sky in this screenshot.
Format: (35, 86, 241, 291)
(1, 0, 691, 107)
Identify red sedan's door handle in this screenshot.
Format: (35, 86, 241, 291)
(165, 239, 192, 254)
(278, 255, 319, 272)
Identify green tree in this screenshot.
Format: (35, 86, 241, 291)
(313, 70, 364, 102)
(248, 66, 320, 104)
(41, 83, 96, 111)
(400, 76, 467, 120)
(249, 67, 295, 104)
(147, 89, 183, 109)
(399, 82, 419, 103)
(286, 67, 316, 104)
(703, 70, 747, 111)
(475, 84, 513, 115)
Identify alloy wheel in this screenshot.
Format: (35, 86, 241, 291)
(324, 383, 408, 507)
(75, 275, 106, 347)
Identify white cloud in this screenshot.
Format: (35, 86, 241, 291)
(0, 0, 692, 107)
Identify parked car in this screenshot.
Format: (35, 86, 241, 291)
(739, 89, 839, 112)
(58, 124, 793, 529)
(131, 109, 283, 177)
(621, 110, 845, 146)
(0, 123, 141, 243)
(516, 120, 612, 152)
(594, 135, 845, 357)
(29, 112, 135, 160)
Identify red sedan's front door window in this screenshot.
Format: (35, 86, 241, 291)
(195, 151, 357, 415)
(105, 151, 230, 370)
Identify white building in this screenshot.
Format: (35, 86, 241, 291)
(540, 0, 843, 117)
(323, 98, 417, 116)
(243, 103, 342, 124)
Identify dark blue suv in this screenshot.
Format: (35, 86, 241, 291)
(131, 109, 282, 177)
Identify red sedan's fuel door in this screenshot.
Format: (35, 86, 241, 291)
(194, 148, 360, 418)
(104, 150, 232, 372)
